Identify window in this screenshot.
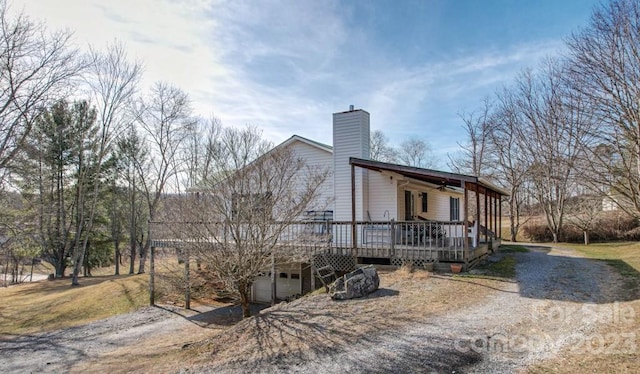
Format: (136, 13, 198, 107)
(421, 193, 428, 213)
(279, 272, 288, 279)
(404, 191, 414, 220)
(450, 197, 460, 221)
(231, 192, 273, 221)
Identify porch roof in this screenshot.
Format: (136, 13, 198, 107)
(349, 157, 509, 196)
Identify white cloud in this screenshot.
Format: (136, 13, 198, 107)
(10, 0, 572, 160)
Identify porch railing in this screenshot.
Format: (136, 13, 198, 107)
(150, 220, 473, 262)
(276, 220, 471, 261)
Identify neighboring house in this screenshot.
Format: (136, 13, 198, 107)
(249, 107, 507, 302)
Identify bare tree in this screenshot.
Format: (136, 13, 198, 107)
(397, 139, 437, 168)
(492, 88, 534, 242)
(135, 82, 194, 274)
(171, 126, 330, 318)
(116, 125, 148, 274)
(448, 98, 495, 177)
(510, 62, 593, 242)
(567, 0, 640, 219)
(0, 1, 82, 184)
(566, 194, 603, 245)
(370, 130, 398, 163)
(182, 116, 223, 189)
(69, 43, 141, 286)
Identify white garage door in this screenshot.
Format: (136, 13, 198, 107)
(252, 265, 302, 303)
(252, 275, 272, 303)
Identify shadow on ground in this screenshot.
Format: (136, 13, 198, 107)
(203, 299, 482, 373)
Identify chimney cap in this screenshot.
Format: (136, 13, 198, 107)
(349, 104, 354, 111)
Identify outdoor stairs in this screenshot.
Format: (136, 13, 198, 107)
(312, 253, 337, 291)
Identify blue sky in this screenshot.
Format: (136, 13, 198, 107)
(14, 0, 601, 169)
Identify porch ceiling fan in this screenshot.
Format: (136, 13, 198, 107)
(433, 181, 456, 192)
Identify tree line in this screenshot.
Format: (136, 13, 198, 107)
(447, 0, 640, 244)
(0, 0, 215, 285)
(3, 0, 640, 294)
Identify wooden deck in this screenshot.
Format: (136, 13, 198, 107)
(149, 220, 499, 268)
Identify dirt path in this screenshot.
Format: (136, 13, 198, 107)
(0, 246, 633, 373)
(0, 305, 231, 373)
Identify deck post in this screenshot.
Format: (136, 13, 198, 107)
(270, 252, 276, 306)
(351, 163, 357, 255)
(487, 191, 495, 244)
(184, 246, 190, 310)
(310, 261, 316, 291)
(390, 220, 395, 255)
(475, 184, 480, 248)
(484, 187, 488, 244)
(149, 245, 155, 306)
(463, 181, 468, 254)
(498, 195, 502, 239)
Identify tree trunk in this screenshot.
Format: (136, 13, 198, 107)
(239, 288, 251, 318)
(55, 259, 65, 278)
(129, 180, 136, 275)
(114, 239, 120, 275)
(71, 246, 85, 286)
(138, 241, 148, 274)
(129, 243, 136, 274)
(71, 271, 80, 286)
(583, 230, 590, 246)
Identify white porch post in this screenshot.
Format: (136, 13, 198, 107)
(475, 184, 480, 248)
(463, 181, 469, 252)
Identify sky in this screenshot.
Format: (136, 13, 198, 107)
(12, 0, 602, 169)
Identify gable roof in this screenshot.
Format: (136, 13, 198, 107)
(349, 157, 509, 196)
(279, 135, 333, 154)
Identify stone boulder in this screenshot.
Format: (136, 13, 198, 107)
(329, 266, 380, 300)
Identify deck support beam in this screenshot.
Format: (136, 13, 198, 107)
(463, 181, 468, 253)
(149, 246, 155, 306)
(351, 163, 357, 255)
(475, 184, 480, 248)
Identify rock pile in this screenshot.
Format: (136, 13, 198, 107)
(329, 266, 380, 300)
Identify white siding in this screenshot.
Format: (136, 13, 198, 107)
(333, 109, 370, 221)
(367, 172, 398, 220)
(288, 140, 334, 212)
(399, 183, 465, 222)
(429, 190, 465, 221)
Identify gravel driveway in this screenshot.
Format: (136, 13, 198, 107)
(0, 245, 633, 373)
(0, 306, 196, 373)
(206, 246, 633, 373)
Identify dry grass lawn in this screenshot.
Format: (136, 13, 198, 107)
(0, 274, 149, 335)
(3, 243, 639, 373)
(176, 267, 510, 372)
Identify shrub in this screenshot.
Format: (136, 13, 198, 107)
(522, 212, 640, 243)
(522, 224, 553, 242)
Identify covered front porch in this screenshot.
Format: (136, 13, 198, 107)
(300, 220, 498, 268)
(343, 157, 507, 267)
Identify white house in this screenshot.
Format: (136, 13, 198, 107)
(250, 107, 507, 302)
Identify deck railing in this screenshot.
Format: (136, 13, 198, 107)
(150, 220, 473, 262)
(275, 220, 471, 261)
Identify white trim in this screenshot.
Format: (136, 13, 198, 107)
(279, 135, 333, 154)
